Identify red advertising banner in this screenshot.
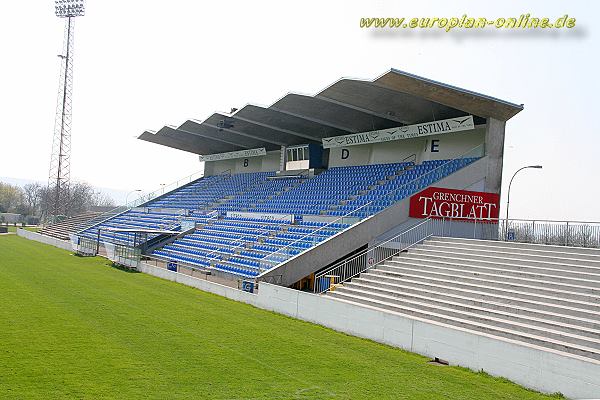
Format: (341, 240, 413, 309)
(409, 187, 500, 222)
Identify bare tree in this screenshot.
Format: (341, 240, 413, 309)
(22, 183, 43, 216)
(92, 191, 116, 208)
(1, 180, 115, 221)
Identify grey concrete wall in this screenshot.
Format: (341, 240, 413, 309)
(260, 157, 489, 286)
(328, 128, 485, 167)
(256, 284, 600, 400)
(204, 151, 281, 176)
(138, 262, 257, 304)
(17, 229, 72, 251)
(134, 262, 600, 399)
(484, 117, 506, 194)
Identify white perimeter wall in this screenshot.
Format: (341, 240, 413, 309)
(138, 261, 599, 400)
(204, 150, 280, 176)
(17, 229, 72, 251)
(15, 230, 600, 399)
(328, 128, 485, 167)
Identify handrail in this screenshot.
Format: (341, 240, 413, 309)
(76, 170, 205, 234)
(193, 169, 234, 212)
(313, 218, 435, 293)
(161, 209, 188, 231)
(202, 224, 277, 268)
(77, 169, 233, 235)
(402, 153, 417, 163)
(258, 144, 485, 269)
(502, 218, 600, 224)
(311, 216, 600, 291)
(141, 170, 206, 207)
(143, 253, 212, 274)
(159, 215, 278, 270)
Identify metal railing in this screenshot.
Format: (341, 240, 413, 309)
(259, 144, 485, 269)
(192, 169, 234, 212)
(149, 217, 278, 274)
(425, 216, 600, 248)
(76, 170, 205, 234)
(202, 224, 275, 267)
(313, 216, 600, 293)
(313, 218, 441, 293)
(500, 219, 600, 247)
(74, 170, 233, 242)
(141, 253, 250, 290)
(141, 170, 206, 207)
(143, 253, 210, 275)
(402, 153, 417, 163)
(104, 241, 142, 268)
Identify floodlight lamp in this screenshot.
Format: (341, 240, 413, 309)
(54, 0, 85, 18)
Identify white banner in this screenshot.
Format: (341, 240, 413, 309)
(227, 211, 294, 223)
(198, 147, 267, 162)
(322, 116, 475, 149)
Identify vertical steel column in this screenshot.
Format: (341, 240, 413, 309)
(48, 16, 75, 221)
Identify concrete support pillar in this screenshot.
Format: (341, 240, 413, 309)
(201, 158, 214, 177)
(279, 145, 287, 171)
(484, 117, 506, 195)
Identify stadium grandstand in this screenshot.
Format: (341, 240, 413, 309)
(35, 68, 599, 398)
(73, 69, 510, 283)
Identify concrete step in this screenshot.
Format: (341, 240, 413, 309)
(327, 290, 600, 362)
(350, 276, 600, 330)
(408, 247, 600, 275)
(365, 269, 600, 314)
(431, 236, 600, 258)
(339, 281, 600, 340)
(377, 262, 600, 302)
(411, 243, 600, 273)
(386, 257, 600, 294)
(425, 239, 600, 263)
(334, 286, 600, 351)
(393, 252, 600, 288)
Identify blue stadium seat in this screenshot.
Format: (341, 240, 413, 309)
(81, 157, 479, 279)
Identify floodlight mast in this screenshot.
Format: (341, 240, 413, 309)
(47, 0, 85, 222)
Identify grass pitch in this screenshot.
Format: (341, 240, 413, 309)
(0, 235, 561, 399)
(4, 226, 39, 233)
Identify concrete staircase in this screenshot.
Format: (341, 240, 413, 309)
(327, 236, 600, 362)
(39, 211, 103, 240)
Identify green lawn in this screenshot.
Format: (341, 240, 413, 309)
(5, 226, 39, 233)
(0, 235, 561, 399)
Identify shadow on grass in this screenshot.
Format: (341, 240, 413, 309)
(70, 253, 140, 274)
(109, 262, 140, 273)
(73, 253, 93, 258)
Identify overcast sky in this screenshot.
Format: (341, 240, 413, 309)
(0, 0, 597, 220)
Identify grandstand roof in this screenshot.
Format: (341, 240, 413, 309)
(139, 68, 524, 155)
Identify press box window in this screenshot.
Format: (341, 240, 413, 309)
(287, 147, 308, 162)
(286, 145, 310, 170)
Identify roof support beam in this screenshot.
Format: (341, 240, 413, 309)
(202, 123, 288, 146)
(230, 115, 322, 143)
(175, 126, 250, 149)
(269, 107, 358, 133)
(314, 94, 411, 125)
